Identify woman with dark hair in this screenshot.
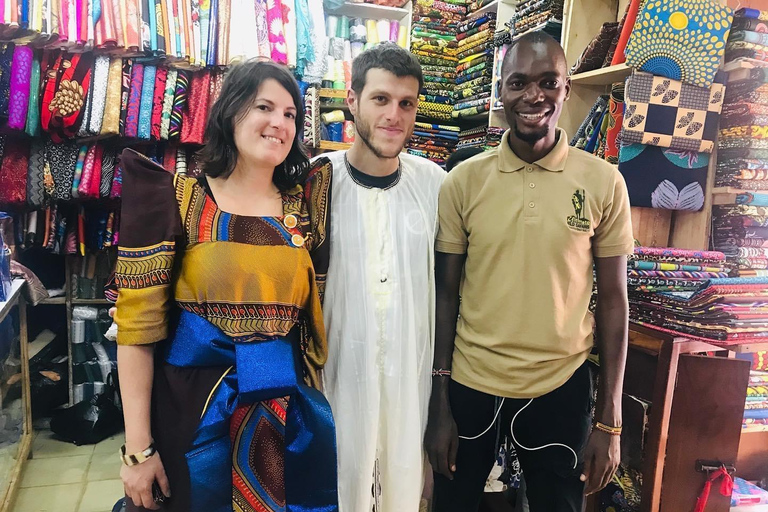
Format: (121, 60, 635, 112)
(113, 59, 337, 512)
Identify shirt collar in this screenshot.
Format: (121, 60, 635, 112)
(497, 128, 570, 173)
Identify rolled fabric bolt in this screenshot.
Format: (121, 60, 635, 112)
(366, 19, 378, 44)
(351, 41, 364, 59)
(322, 80, 334, 89)
(322, 110, 346, 124)
(333, 80, 346, 90)
(343, 121, 355, 143)
(397, 27, 408, 48)
(377, 19, 389, 42)
(331, 37, 345, 60)
(351, 18, 366, 43)
(364, 42, 374, 51)
(338, 16, 350, 38)
(324, 55, 336, 81)
(328, 122, 343, 142)
(326, 16, 338, 38)
(390, 20, 399, 42)
(343, 40, 352, 83)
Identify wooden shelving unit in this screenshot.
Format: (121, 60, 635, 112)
(318, 141, 353, 151)
(569, 63, 631, 85)
(0, 280, 32, 512)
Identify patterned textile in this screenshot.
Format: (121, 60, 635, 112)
(622, 71, 725, 153)
(150, 67, 168, 140)
(26, 139, 46, 208)
(605, 82, 624, 164)
(0, 138, 29, 206)
(160, 69, 177, 140)
(119, 60, 132, 137)
(570, 22, 619, 75)
(8, 45, 33, 130)
(87, 55, 110, 135)
(731, 30, 768, 46)
(0, 44, 13, 120)
(137, 65, 156, 140)
(169, 70, 189, 139)
(619, 143, 709, 211)
(572, 95, 609, 148)
(737, 8, 768, 21)
(625, 0, 734, 87)
(25, 56, 41, 138)
(180, 70, 210, 145)
(40, 52, 94, 142)
(100, 149, 116, 198)
(124, 62, 143, 138)
(100, 57, 122, 136)
(733, 16, 768, 32)
(47, 139, 80, 201)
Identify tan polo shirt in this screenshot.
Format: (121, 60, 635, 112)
(437, 128, 634, 398)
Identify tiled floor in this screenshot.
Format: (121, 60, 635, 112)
(13, 431, 125, 512)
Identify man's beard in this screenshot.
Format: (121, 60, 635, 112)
(356, 115, 409, 159)
(514, 125, 549, 144)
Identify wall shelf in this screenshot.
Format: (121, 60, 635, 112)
(318, 141, 353, 151)
(327, 1, 410, 20)
(570, 63, 631, 86)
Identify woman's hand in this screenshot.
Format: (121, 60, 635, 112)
(121, 452, 171, 510)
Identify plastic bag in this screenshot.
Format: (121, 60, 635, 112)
(50, 372, 123, 445)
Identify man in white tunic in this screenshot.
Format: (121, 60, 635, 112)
(318, 43, 446, 511)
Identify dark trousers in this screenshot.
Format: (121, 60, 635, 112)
(433, 362, 594, 512)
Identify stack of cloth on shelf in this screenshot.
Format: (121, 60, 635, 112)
(744, 368, 768, 432)
(411, 0, 465, 121)
(0, 48, 224, 145)
(453, 12, 496, 119)
(626, 248, 768, 345)
(726, 8, 768, 64)
(322, 15, 410, 89)
(511, 0, 563, 42)
(570, 82, 623, 164)
(457, 125, 488, 150)
(0, 0, 329, 72)
(486, 126, 505, 148)
(718, 68, 768, 157)
(712, 205, 768, 275)
(407, 122, 460, 167)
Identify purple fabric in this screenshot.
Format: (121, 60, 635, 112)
(7, 45, 33, 131)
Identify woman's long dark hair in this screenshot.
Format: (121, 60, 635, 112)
(197, 59, 309, 190)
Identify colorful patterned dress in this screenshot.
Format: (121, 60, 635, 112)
(115, 149, 335, 512)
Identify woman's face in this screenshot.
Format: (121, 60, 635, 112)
(233, 78, 298, 170)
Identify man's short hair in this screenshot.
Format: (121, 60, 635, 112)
(351, 42, 424, 94)
(501, 31, 565, 76)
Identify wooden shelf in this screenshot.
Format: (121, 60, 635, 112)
(38, 297, 66, 305)
(470, 0, 500, 17)
(319, 103, 350, 111)
(327, 1, 409, 20)
(570, 63, 631, 86)
(318, 141, 353, 151)
(319, 88, 348, 99)
(71, 298, 112, 305)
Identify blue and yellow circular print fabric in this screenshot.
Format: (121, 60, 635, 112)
(625, 0, 734, 88)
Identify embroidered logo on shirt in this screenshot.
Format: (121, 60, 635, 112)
(567, 189, 591, 232)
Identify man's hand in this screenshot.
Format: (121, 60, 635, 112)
(580, 430, 620, 495)
(425, 398, 459, 480)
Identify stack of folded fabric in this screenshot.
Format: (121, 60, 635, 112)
(457, 125, 488, 150)
(712, 205, 768, 275)
(407, 122, 460, 167)
(623, 248, 768, 345)
(411, 0, 465, 121)
(511, 0, 563, 42)
(453, 12, 496, 119)
(744, 370, 768, 432)
(486, 126, 505, 148)
(725, 8, 768, 65)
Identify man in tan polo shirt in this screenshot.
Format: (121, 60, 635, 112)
(425, 31, 634, 512)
